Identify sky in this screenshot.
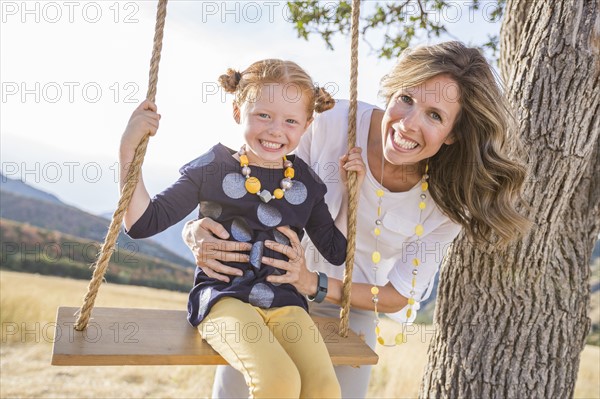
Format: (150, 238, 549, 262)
(1, 0, 501, 215)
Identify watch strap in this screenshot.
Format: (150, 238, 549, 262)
(308, 271, 328, 303)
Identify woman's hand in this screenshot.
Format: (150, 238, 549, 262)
(263, 226, 319, 297)
(339, 146, 366, 188)
(182, 218, 251, 282)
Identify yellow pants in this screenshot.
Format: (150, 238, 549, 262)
(199, 297, 341, 399)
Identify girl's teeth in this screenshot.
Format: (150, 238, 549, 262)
(260, 140, 282, 149)
(393, 132, 418, 150)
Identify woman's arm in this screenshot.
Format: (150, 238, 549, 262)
(321, 279, 408, 313)
(264, 226, 408, 313)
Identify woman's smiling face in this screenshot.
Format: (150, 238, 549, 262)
(381, 74, 461, 167)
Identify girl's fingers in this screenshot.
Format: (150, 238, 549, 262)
(341, 147, 365, 169)
(139, 99, 158, 113)
(343, 159, 366, 171)
(346, 153, 363, 162)
(142, 113, 161, 124)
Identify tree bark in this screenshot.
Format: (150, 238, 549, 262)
(420, 1, 600, 398)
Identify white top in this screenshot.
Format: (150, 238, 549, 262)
(295, 100, 462, 323)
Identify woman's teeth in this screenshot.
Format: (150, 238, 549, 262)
(260, 140, 283, 149)
(393, 131, 418, 150)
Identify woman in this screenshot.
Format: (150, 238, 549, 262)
(183, 41, 529, 398)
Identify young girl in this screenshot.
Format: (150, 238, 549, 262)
(120, 59, 365, 398)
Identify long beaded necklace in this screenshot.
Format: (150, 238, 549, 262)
(238, 145, 294, 203)
(371, 156, 429, 346)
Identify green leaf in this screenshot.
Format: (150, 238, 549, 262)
(285, 0, 505, 62)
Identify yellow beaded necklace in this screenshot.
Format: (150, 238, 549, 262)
(238, 145, 295, 203)
(371, 157, 429, 346)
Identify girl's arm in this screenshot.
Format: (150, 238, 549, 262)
(301, 147, 366, 266)
(335, 146, 366, 235)
(119, 100, 160, 230)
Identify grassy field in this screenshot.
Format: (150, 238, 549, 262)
(1, 270, 598, 398)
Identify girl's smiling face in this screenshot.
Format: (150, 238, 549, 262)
(235, 84, 313, 168)
(381, 74, 461, 167)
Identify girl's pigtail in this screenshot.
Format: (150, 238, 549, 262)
(314, 86, 335, 113)
(218, 68, 242, 93)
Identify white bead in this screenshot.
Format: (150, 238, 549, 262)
(280, 178, 293, 190)
(258, 190, 273, 203)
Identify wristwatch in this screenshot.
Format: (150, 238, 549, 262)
(307, 271, 328, 303)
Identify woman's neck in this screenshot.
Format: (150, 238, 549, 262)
(368, 110, 423, 192)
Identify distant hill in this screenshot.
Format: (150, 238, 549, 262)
(0, 177, 193, 269)
(0, 173, 63, 205)
(0, 218, 193, 291)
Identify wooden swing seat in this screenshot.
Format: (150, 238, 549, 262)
(51, 307, 379, 366)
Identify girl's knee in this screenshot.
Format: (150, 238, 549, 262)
(249, 363, 301, 398)
(300, 371, 341, 398)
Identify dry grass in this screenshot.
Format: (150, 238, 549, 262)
(1, 271, 598, 398)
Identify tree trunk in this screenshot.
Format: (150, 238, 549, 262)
(420, 1, 600, 398)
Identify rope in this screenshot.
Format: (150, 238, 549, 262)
(74, 0, 168, 331)
(339, 0, 361, 338)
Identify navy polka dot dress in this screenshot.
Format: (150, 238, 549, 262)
(126, 144, 347, 326)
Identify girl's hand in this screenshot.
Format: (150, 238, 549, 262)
(182, 218, 251, 283)
(119, 100, 160, 227)
(340, 146, 366, 188)
(264, 226, 319, 297)
(121, 100, 161, 151)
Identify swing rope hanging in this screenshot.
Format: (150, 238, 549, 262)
(73, 0, 168, 332)
(340, 0, 361, 338)
(52, 0, 376, 367)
